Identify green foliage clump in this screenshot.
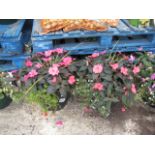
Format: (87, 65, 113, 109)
(26, 90, 58, 112)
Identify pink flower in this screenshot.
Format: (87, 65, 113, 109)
(48, 65, 59, 76)
(24, 74, 29, 81)
(133, 66, 140, 75)
(110, 63, 119, 71)
(91, 53, 100, 58)
(93, 64, 103, 74)
(35, 63, 43, 69)
(68, 75, 76, 85)
(58, 62, 65, 66)
(51, 77, 57, 83)
(131, 84, 137, 94)
(142, 78, 146, 82)
(25, 59, 32, 67)
(100, 50, 107, 55)
(93, 82, 104, 91)
(28, 69, 38, 78)
(42, 57, 52, 62)
(55, 120, 63, 127)
(152, 83, 155, 89)
(129, 55, 135, 63)
(121, 107, 126, 112)
(123, 87, 128, 96)
(138, 47, 143, 51)
(11, 70, 18, 73)
(121, 67, 128, 76)
(55, 48, 63, 54)
(62, 57, 72, 66)
(83, 106, 93, 113)
(44, 50, 52, 57)
(37, 52, 44, 56)
(151, 73, 155, 80)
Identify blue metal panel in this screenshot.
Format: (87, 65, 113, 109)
(0, 54, 28, 71)
(0, 20, 25, 40)
(0, 20, 26, 56)
(32, 19, 155, 54)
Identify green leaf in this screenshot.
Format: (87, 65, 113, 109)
(104, 68, 112, 74)
(101, 74, 112, 81)
(122, 96, 127, 105)
(47, 86, 57, 94)
(92, 74, 99, 80)
(103, 97, 119, 103)
(75, 60, 86, 67)
(79, 65, 87, 72)
(59, 68, 68, 74)
(68, 65, 77, 72)
(107, 84, 113, 96)
(98, 105, 111, 118)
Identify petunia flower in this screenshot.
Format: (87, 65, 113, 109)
(48, 65, 59, 76)
(44, 50, 52, 57)
(68, 75, 76, 85)
(42, 57, 52, 62)
(55, 48, 63, 54)
(138, 47, 143, 51)
(93, 82, 104, 91)
(51, 77, 57, 83)
(129, 55, 135, 63)
(121, 107, 126, 112)
(120, 67, 128, 76)
(55, 120, 64, 127)
(131, 84, 137, 94)
(151, 73, 155, 80)
(62, 57, 73, 66)
(110, 63, 119, 71)
(35, 63, 43, 69)
(93, 64, 103, 74)
(132, 66, 140, 75)
(24, 74, 29, 81)
(25, 59, 33, 67)
(28, 69, 38, 78)
(90, 53, 100, 58)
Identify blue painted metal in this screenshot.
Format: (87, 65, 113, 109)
(0, 54, 29, 72)
(0, 20, 27, 71)
(32, 19, 155, 54)
(70, 46, 155, 55)
(0, 20, 26, 56)
(1, 19, 155, 72)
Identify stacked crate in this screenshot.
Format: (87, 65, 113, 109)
(0, 20, 28, 71)
(32, 19, 155, 55)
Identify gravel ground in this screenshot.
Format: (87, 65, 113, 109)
(0, 98, 155, 135)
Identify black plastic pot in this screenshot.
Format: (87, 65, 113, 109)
(144, 99, 155, 109)
(0, 93, 12, 109)
(148, 103, 155, 108)
(57, 91, 70, 111)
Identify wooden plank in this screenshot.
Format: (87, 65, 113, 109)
(32, 19, 117, 40)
